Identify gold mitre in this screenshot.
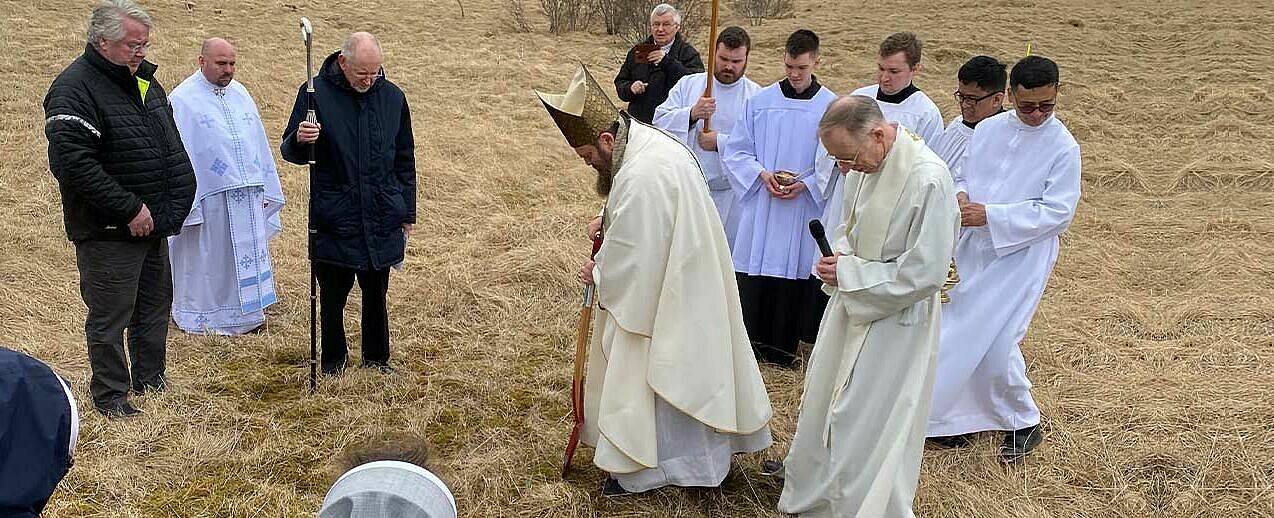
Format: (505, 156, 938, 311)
(535, 64, 620, 148)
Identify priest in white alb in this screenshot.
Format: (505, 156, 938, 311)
(653, 26, 760, 248)
(168, 38, 284, 335)
(932, 56, 1007, 178)
(776, 95, 958, 517)
(536, 64, 773, 497)
(722, 29, 837, 367)
(926, 56, 1080, 460)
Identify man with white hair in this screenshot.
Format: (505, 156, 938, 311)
(43, 0, 196, 418)
(777, 95, 958, 517)
(281, 32, 417, 375)
(614, 3, 704, 123)
(168, 38, 285, 336)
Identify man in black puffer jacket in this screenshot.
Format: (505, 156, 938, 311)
(281, 32, 416, 375)
(43, 0, 195, 419)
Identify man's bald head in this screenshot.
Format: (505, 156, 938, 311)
(338, 32, 384, 93)
(819, 95, 886, 140)
(197, 37, 236, 87)
(340, 32, 383, 65)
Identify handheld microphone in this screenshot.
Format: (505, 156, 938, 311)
(809, 219, 834, 257)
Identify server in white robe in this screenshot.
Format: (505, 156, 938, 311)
(536, 65, 773, 497)
(722, 29, 837, 366)
(926, 56, 1081, 461)
(654, 26, 760, 248)
(168, 38, 284, 335)
(777, 95, 958, 517)
(932, 56, 1007, 177)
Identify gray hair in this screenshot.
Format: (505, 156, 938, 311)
(819, 95, 886, 139)
(340, 32, 383, 62)
(650, 3, 683, 25)
(86, 0, 152, 45)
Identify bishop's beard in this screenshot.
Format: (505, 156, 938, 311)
(594, 168, 614, 196)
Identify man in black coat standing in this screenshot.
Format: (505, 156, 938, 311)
(43, 0, 197, 419)
(281, 32, 416, 375)
(614, 3, 705, 124)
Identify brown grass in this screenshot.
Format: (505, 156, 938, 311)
(2, 0, 1267, 516)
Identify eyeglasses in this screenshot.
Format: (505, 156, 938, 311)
(350, 70, 384, 81)
(123, 40, 150, 54)
(953, 90, 997, 105)
(1015, 101, 1056, 114)
(650, 21, 678, 28)
(829, 147, 862, 168)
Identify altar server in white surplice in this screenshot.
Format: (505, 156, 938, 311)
(932, 56, 1007, 179)
(654, 26, 760, 248)
(168, 38, 284, 335)
(926, 56, 1081, 461)
(722, 29, 837, 367)
(778, 95, 958, 518)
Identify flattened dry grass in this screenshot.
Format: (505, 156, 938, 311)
(1, 0, 1268, 516)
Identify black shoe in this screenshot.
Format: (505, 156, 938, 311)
(321, 361, 346, 376)
(131, 378, 168, 395)
(600, 478, 633, 498)
(998, 424, 1043, 462)
(362, 361, 395, 374)
(760, 460, 785, 478)
(927, 433, 977, 449)
(95, 400, 142, 419)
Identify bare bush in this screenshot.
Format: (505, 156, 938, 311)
(596, 0, 708, 45)
(542, 0, 592, 34)
(729, 0, 794, 25)
(507, 0, 532, 33)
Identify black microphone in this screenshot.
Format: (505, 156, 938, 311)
(809, 219, 834, 258)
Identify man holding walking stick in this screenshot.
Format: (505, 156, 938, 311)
(538, 64, 772, 497)
(281, 31, 416, 376)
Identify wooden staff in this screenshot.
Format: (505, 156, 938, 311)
(701, 0, 719, 132)
(562, 232, 604, 477)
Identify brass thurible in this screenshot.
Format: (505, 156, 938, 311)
(940, 260, 959, 304)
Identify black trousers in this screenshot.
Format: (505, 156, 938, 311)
(736, 273, 827, 365)
(314, 262, 390, 371)
(74, 238, 171, 407)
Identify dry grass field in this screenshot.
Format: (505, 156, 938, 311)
(1, 0, 1268, 516)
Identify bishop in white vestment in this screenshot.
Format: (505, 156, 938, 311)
(926, 57, 1080, 460)
(537, 65, 773, 496)
(779, 96, 958, 517)
(653, 26, 760, 248)
(168, 39, 284, 335)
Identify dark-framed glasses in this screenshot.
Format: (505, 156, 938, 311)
(1015, 101, 1056, 114)
(953, 90, 997, 105)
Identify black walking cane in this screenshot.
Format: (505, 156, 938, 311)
(300, 17, 318, 393)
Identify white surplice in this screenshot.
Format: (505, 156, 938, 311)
(653, 72, 761, 248)
(850, 85, 945, 148)
(168, 71, 285, 335)
(779, 128, 959, 517)
(926, 111, 1081, 436)
(582, 119, 773, 492)
(932, 115, 975, 177)
(722, 81, 837, 279)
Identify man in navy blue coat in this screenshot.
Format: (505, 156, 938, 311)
(282, 32, 417, 375)
(0, 347, 79, 518)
